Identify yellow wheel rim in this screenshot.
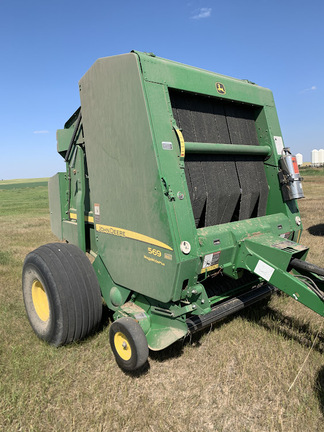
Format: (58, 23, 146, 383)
(114, 332, 132, 361)
(31, 280, 50, 322)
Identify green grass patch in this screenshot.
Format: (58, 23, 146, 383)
(300, 167, 324, 176)
(0, 186, 49, 216)
(0, 178, 48, 190)
(0, 251, 12, 266)
(0, 178, 49, 185)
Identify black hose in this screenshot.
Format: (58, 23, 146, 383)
(290, 258, 324, 277)
(293, 274, 324, 302)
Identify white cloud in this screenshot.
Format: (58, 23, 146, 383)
(33, 130, 49, 134)
(300, 85, 317, 93)
(192, 7, 212, 19)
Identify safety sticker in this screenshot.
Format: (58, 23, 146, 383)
(202, 252, 220, 269)
(274, 136, 284, 155)
(254, 260, 274, 282)
(134, 312, 147, 320)
(94, 203, 100, 223)
(162, 141, 173, 150)
(201, 251, 221, 272)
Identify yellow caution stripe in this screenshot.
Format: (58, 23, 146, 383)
(69, 212, 94, 223)
(96, 223, 173, 251)
(200, 264, 219, 274)
(175, 128, 185, 158)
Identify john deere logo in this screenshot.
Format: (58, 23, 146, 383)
(216, 82, 226, 95)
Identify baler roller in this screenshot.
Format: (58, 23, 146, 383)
(185, 142, 271, 157)
(186, 283, 276, 333)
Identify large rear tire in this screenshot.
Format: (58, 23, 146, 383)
(22, 243, 102, 346)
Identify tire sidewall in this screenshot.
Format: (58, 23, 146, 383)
(22, 243, 103, 346)
(22, 255, 62, 343)
(109, 321, 139, 371)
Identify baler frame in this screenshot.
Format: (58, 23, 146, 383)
(22, 51, 323, 371)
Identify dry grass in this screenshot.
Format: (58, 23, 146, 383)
(299, 176, 324, 264)
(0, 180, 323, 432)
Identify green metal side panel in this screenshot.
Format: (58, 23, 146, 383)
(79, 53, 178, 303)
(134, 51, 274, 107)
(139, 80, 200, 299)
(56, 128, 73, 157)
(48, 172, 68, 240)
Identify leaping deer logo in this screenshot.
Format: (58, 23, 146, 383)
(216, 82, 226, 95)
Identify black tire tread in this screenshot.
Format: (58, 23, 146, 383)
(23, 242, 102, 346)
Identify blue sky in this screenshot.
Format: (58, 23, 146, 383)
(1, 0, 323, 179)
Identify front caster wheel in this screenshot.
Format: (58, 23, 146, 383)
(109, 317, 149, 371)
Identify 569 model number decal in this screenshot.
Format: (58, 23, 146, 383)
(148, 247, 161, 257)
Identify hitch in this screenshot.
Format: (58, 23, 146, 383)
(236, 234, 324, 316)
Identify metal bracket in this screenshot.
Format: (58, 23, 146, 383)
(161, 177, 175, 201)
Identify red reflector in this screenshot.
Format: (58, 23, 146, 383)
(292, 157, 299, 174)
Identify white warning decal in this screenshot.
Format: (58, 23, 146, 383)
(202, 252, 220, 269)
(274, 136, 284, 155)
(254, 260, 274, 282)
(94, 203, 100, 223)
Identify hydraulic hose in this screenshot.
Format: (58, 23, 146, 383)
(290, 258, 324, 302)
(290, 258, 324, 277)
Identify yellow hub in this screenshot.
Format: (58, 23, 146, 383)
(114, 332, 132, 361)
(32, 280, 50, 322)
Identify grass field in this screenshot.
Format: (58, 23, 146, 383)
(0, 177, 323, 431)
(0, 178, 49, 190)
(300, 167, 324, 177)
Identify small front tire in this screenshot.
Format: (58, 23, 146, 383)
(109, 317, 149, 371)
